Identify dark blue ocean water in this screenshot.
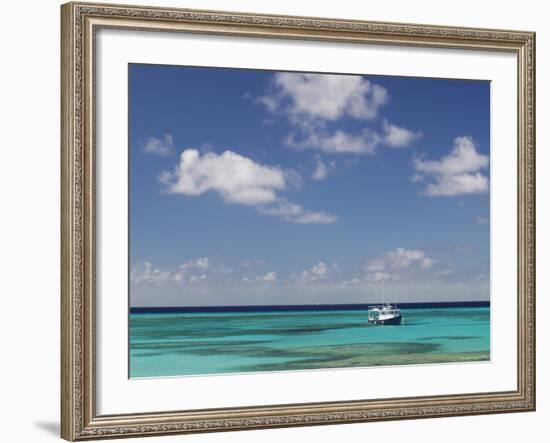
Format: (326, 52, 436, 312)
(129, 304, 490, 378)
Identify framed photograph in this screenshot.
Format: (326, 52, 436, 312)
(61, 1, 536, 440)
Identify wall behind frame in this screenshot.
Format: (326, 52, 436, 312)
(0, 0, 546, 442)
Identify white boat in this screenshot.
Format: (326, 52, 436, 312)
(367, 304, 402, 325)
(367, 281, 402, 325)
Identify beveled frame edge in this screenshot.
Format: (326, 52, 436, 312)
(60, 1, 536, 441)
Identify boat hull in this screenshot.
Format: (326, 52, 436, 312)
(368, 315, 402, 325)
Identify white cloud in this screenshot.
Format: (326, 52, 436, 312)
(258, 72, 398, 156)
(342, 277, 361, 287)
(259, 200, 338, 224)
(130, 262, 171, 285)
(311, 156, 336, 181)
(476, 216, 489, 224)
(291, 211, 338, 224)
(257, 271, 278, 282)
(312, 157, 328, 181)
(257, 72, 422, 156)
(362, 248, 436, 285)
(144, 134, 174, 156)
(132, 257, 232, 287)
(365, 248, 434, 272)
(413, 136, 489, 196)
(298, 261, 330, 282)
(160, 149, 286, 205)
(261, 72, 388, 121)
(382, 120, 422, 148)
(196, 257, 209, 269)
(160, 149, 337, 224)
(256, 95, 279, 113)
(423, 173, 489, 197)
(286, 128, 380, 155)
(415, 137, 488, 175)
(180, 257, 209, 270)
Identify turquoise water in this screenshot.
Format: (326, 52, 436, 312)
(129, 307, 490, 377)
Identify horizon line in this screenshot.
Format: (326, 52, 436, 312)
(130, 300, 490, 312)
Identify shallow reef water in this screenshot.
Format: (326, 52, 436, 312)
(129, 307, 490, 377)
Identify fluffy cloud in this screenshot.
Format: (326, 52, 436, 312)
(423, 173, 488, 197)
(144, 134, 174, 156)
(160, 149, 286, 205)
(132, 257, 229, 287)
(256, 271, 278, 282)
(286, 128, 381, 154)
(311, 156, 336, 181)
(161, 149, 337, 224)
(413, 136, 489, 196)
(364, 248, 434, 283)
(312, 157, 328, 181)
(130, 262, 171, 285)
(286, 122, 420, 154)
(415, 137, 488, 175)
(298, 261, 330, 282)
(259, 200, 338, 224)
(382, 120, 422, 148)
(342, 277, 361, 287)
(180, 257, 209, 270)
(258, 72, 420, 155)
(365, 248, 434, 272)
(261, 73, 388, 121)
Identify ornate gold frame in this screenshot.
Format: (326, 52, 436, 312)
(61, 1, 536, 440)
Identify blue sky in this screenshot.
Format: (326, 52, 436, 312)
(129, 64, 490, 307)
